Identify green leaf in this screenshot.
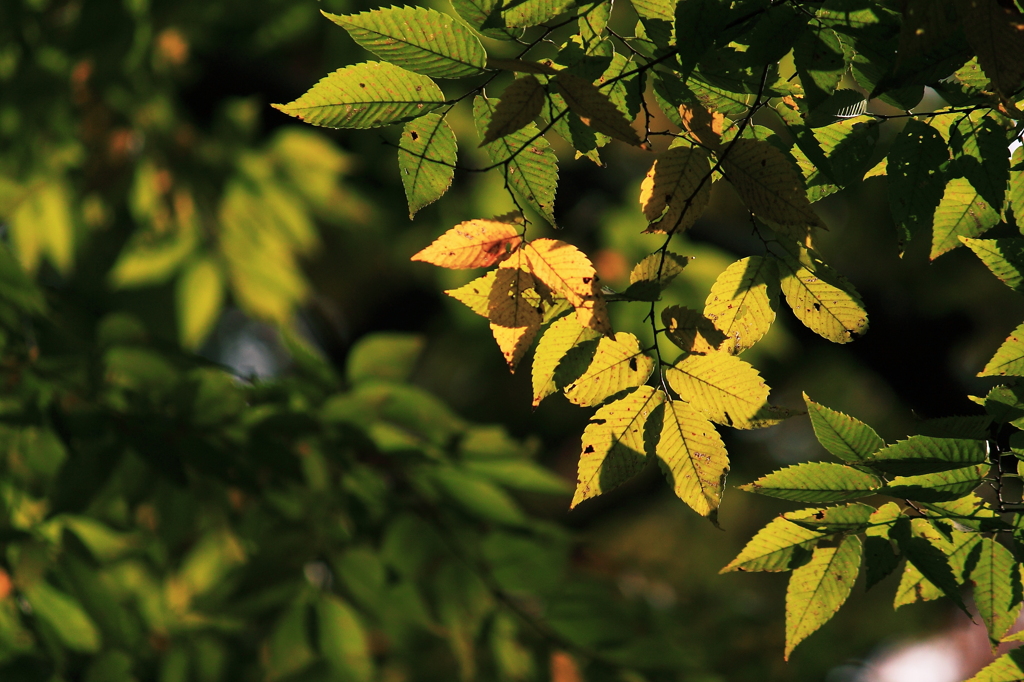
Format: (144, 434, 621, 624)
(109, 222, 197, 288)
(325, 7, 486, 78)
(703, 256, 778, 355)
(921, 493, 1008, 533)
(317, 594, 373, 681)
(431, 466, 526, 525)
(450, 0, 522, 39)
(399, 113, 457, 218)
(653, 400, 730, 518)
(812, 119, 880, 186)
(931, 177, 1001, 259)
(864, 436, 988, 475)
(777, 245, 869, 344)
(558, 332, 654, 407)
(532, 313, 601, 407)
(502, 0, 575, 28)
(474, 95, 559, 225)
(961, 237, 1024, 293)
(482, 76, 547, 145)
(966, 649, 1024, 682)
(985, 384, 1024, 426)
(740, 462, 883, 503)
(784, 534, 861, 659)
(553, 72, 641, 146)
(721, 516, 826, 573)
(887, 119, 949, 248)
(9, 177, 75, 275)
(272, 62, 445, 129)
(675, 0, 728, 75)
(804, 393, 885, 462)
(463, 458, 569, 494)
(347, 332, 425, 384)
(981, 322, 1024, 377)
(622, 251, 690, 301)
(24, 581, 101, 653)
(969, 537, 1023, 644)
(794, 28, 847, 107)
(572, 386, 664, 507)
(883, 463, 988, 502)
(176, 255, 224, 350)
(783, 502, 876, 533)
(666, 352, 772, 429)
(891, 517, 972, 613)
(950, 113, 1010, 212)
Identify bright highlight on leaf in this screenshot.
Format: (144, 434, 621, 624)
(399, 113, 457, 218)
(969, 537, 1023, 644)
(784, 534, 861, 659)
(777, 245, 868, 344)
(804, 394, 885, 462)
(864, 436, 989, 475)
(412, 216, 522, 269)
(488, 267, 542, 370)
(931, 177, 1000, 259)
(482, 75, 546, 145)
(666, 352, 772, 429)
(524, 238, 611, 335)
(532, 313, 601, 408)
(654, 400, 730, 517)
(559, 332, 653, 407)
(740, 462, 883, 503)
(980, 322, 1024, 376)
(721, 516, 825, 573)
(553, 72, 642, 146)
(639, 147, 712, 233)
(961, 237, 1024, 293)
(703, 256, 778, 354)
(625, 251, 690, 302)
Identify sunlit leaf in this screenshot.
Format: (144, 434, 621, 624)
(446, 269, 497, 317)
(969, 537, 1023, 644)
(483, 75, 547, 144)
(980, 322, 1024, 376)
(662, 306, 726, 354)
(703, 256, 778, 355)
(638, 147, 712, 233)
(488, 267, 543, 370)
(883, 463, 988, 502)
(721, 514, 826, 573)
(412, 216, 522, 269)
(804, 393, 885, 463)
(503, 0, 575, 28)
(864, 436, 988, 475)
(399, 113, 458, 218)
(553, 72, 641, 146)
(623, 251, 690, 301)
(783, 503, 876, 533)
(560, 332, 654, 407)
(740, 462, 883, 503)
(931, 177, 1001, 259)
(524, 238, 611, 334)
(721, 139, 824, 227)
(966, 649, 1024, 681)
(950, 113, 1010, 213)
(532, 313, 601, 407)
(652, 399, 730, 517)
(777, 245, 869, 344)
(961, 237, 1024, 293)
(891, 518, 975, 613)
(10, 178, 75, 275)
(784, 534, 861, 659)
(666, 352, 771, 429)
(176, 255, 225, 350)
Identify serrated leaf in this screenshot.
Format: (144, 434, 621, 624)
(722, 516, 826, 574)
(482, 76, 547, 145)
(451, 0, 521, 40)
(950, 113, 1010, 213)
(446, 270, 497, 316)
(740, 462, 883, 503)
(721, 139, 824, 228)
(474, 95, 559, 226)
(777, 245, 869, 344)
(921, 493, 1008, 533)
(666, 352, 774, 429)
(662, 306, 727, 354)
(970, 537, 1023, 644)
(784, 503, 876, 533)
(638, 147, 712, 233)
(653, 400, 730, 517)
(503, 0, 575, 28)
(864, 436, 988, 475)
(784, 534, 861, 659)
(532, 313, 601, 407)
(572, 386, 665, 507)
(804, 394, 885, 462)
(524, 238, 610, 334)
(488, 267, 543, 370)
(931, 177, 1001, 259)
(558, 332, 654, 407)
(967, 649, 1024, 682)
(985, 384, 1024, 427)
(273, 62, 445, 129)
(883, 463, 988, 502)
(981, 322, 1024, 376)
(891, 518, 974, 613)
(888, 119, 950, 248)
(399, 113, 457, 218)
(703, 256, 778, 355)
(679, 102, 724, 150)
(553, 72, 641, 146)
(955, 0, 1024, 97)
(622, 251, 690, 301)
(864, 521, 900, 591)
(961, 237, 1024, 293)
(412, 217, 522, 269)
(177, 255, 224, 350)
(325, 7, 487, 78)
(794, 27, 847, 109)
(813, 119, 880, 186)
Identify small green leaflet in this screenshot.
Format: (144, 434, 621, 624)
(970, 537, 1023, 644)
(883, 463, 988, 502)
(532, 313, 600, 408)
(703, 256, 778, 355)
(474, 95, 559, 226)
(864, 436, 988, 475)
(921, 493, 1007, 533)
(652, 400, 730, 518)
(720, 515, 825, 573)
(665, 352, 772, 429)
(961, 237, 1024, 293)
(558, 332, 654, 407)
(398, 113, 457, 218)
(273, 62, 445, 129)
(931, 177, 1001, 259)
(740, 462, 883, 503)
(777, 246, 868, 344)
(887, 119, 949, 248)
(482, 76, 547, 145)
(804, 394, 885, 462)
(325, 7, 487, 79)
(783, 502, 875, 533)
(572, 387, 664, 507)
(966, 649, 1024, 682)
(985, 384, 1024, 426)
(980, 322, 1024, 377)
(784, 534, 861, 659)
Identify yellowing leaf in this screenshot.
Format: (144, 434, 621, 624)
(483, 76, 547, 145)
(654, 400, 729, 517)
(666, 353, 771, 429)
(980, 321, 1024, 376)
(721, 139, 824, 227)
(532, 313, 602, 408)
(445, 270, 497, 317)
(10, 179, 75, 275)
(572, 387, 665, 507)
(622, 251, 691, 301)
(488, 267, 542, 370)
(559, 332, 654, 407)
(638, 147, 712, 234)
(412, 217, 522, 269)
(661, 305, 726, 354)
(703, 256, 778, 354)
(553, 72, 641, 146)
(785, 535, 861, 659)
(777, 246, 868, 344)
(931, 177, 1001, 259)
(177, 256, 225, 350)
(399, 113, 457, 218)
(524, 239, 611, 334)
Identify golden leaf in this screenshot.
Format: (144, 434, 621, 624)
(703, 256, 778, 354)
(524, 239, 612, 334)
(559, 332, 654, 407)
(679, 102, 724, 150)
(639, 147, 712, 234)
(655, 400, 730, 517)
(661, 305, 726, 354)
(666, 352, 772, 429)
(445, 270, 497, 317)
(532, 313, 601, 408)
(776, 246, 868, 344)
(412, 216, 522, 269)
(488, 267, 542, 370)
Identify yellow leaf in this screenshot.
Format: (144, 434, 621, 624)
(553, 71, 641, 146)
(524, 239, 611, 334)
(559, 332, 654, 407)
(572, 387, 665, 507)
(532, 313, 601, 408)
(482, 76, 547, 145)
(666, 353, 772, 429)
(10, 179, 75, 274)
(654, 400, 730, 517)
(662, 305, 726, 354)
(176, 255, 225, 350)
(776, 246, 868, 344)
(721, 139, 824, 227)
(703, 256, 778, 354)
(412, 216, 523, 269)
(488, 267, 542, 370)
(679, 102, 724, 150)
(445, 270, 497, 317)
(639, 147, 712, 234)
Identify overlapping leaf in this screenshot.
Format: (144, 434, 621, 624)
(325, 7, 487, 78)
(721, 514, 827, 573)
(970, 537, 1023, 644)
(553, 72, 641, 146)
(864, 436, 988, 475)
(559, 332, 654, 407)
(703, 256, 778, 355)
(740, 462, 883, 503)
(662, 306, 726, 354)
(784, 503, 876, 533)
(273, 62, 445, 129)
(639, 147, 712, 233)
(488, 267, 542, 370)
(412, 217, 522, 269)
(980, 322, 1024, 376)
(955, 0, 1024, 97)
(777, 245, 868, 344)
(804, 394, 885, 462)
(785, 534, 861, 659)
(666, 353, 771, 429)
(398, 113, 457, 218)
(887, 119, 950, 247)
(524, 238, 611, 334)
(653, 400, 730, 517)
(532, 313, 601, 407)
(482, 76, 547, 145)
(720, 139, 824, 228)
(931, 177, 1001, 259)
(503, 0, 575, 28)
(883, 464, 988, 502)
(445, 270, 498, 317)
(950, 114, 1010, 212)
(623, 251, 689, 301)
(891, 519, 975, 612)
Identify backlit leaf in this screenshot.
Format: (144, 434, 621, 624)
(176, 255, 224, 350)
(272, 62, 445, 129)
(412, 217, 522, 269)
(572, 386, 665, 507)
(399, 113, 458, 218)
(739, 462, 883, 503)
(623, 251, 690, 301)
(679, 102, 723, 150)
(969, 537, 1023, 644)
(666, 352, 771, 429)
(721, 139, 824, 228)
(883, 464, 988, 502)
(653, 400, 730, 517)
(961, 237, 1024, 293)
(488, 267, 543, 370)
(804, 394, 885, 462)
(317, 594, 373, 681)
(24, 581, 101, 653)
(887, 119, 950, 248)
(783, 503, 876, 533)
(560, 332, 654, 407)
(777, 245, 869, 344)
(483, 76, 547, 144)
(553, 72, 641, 146)
(967, 649, 1024, 682)
(784, 534, 861, 659)
(980, 322, 1024, 376)
(721, 515, 826, 574)
(891, 518, 974, 612)
(931, 177, 1001, 259)
(325, 7, 487, 78)
(503, 0, 575, 28)
(451, 0, 521, 40)
(955, 0, 1024, 97)
(864, 436, 988, 475)
(639, 147, 712, 233)
(662, 306, 726, 354)
(950, 113, 1010, 212)
(10, 178, 75, 275)
(524, 238, 611, 334)
(446, 270, 498, 317)
(532, 313, 601, 407)
(703, 256, 778, 355)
